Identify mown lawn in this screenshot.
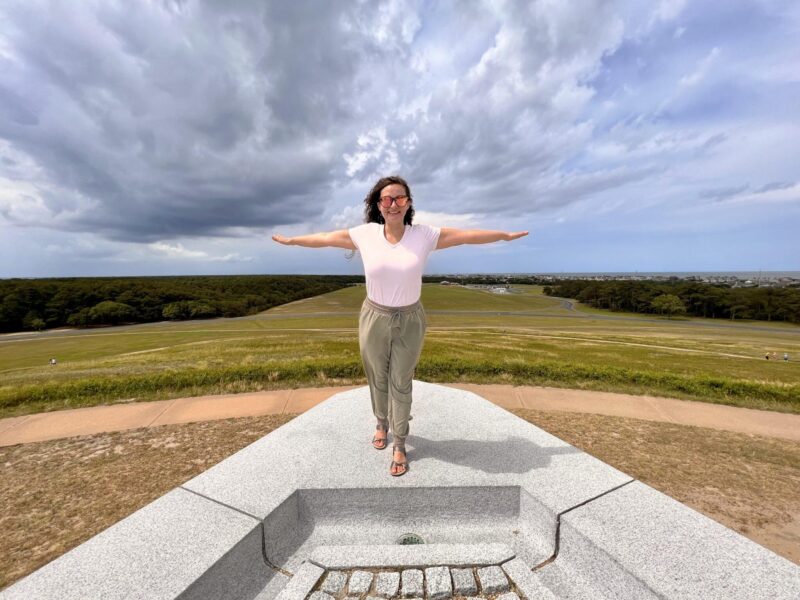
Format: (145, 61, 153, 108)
(1, 284, 798, 417)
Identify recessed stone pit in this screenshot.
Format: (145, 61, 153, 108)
(261, 485, 550, 573)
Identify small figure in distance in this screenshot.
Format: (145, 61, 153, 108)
(273, 175, 527, 477)
(784, 353, 790, 362)
(49, 357, 57, 366)
(772, 351, 777, 361)
(765, 352, 769, 360)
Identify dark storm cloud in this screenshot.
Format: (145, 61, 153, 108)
(1, 0, 650, 243)
(700, 184, 750, 202)
(756, 181, 794, 194)
(701, 181, 799, 205)
(0, 0, 403, 241)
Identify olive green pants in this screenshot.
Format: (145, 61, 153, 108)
(358, 297, 427, 442)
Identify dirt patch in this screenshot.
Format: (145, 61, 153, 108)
(0, 413, 296, 589)
(1, 411, 798, 590)
(510, 409, 800, 564)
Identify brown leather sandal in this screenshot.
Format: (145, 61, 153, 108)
(372, 420, 388, 450)
(390, 438, 408, 477)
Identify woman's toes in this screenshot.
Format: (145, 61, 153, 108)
(391, 451, 406, 474)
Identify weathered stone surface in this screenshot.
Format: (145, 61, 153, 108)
(320, 571, 347, 595)
(308, 543, 514, 570)
(425, 566, 452, 600)
(554, 480, 800, 600)
(308, 592, 334, 600)
(495, 593, 520, 600)
(476, 566, 509, 595)
(500, 558, 558, 600)
(0, 488, 266, 600)
(273, 562, 323, 600)
(401, 569, 424, 598)
(451, 568, 478, 596)
(374, 571, 400, 598)
(347, 570, 373, 595)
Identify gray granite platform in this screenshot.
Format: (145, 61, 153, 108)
(2, 381, 798, 599)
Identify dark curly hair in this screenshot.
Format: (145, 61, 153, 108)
(363, 175, 415, 226)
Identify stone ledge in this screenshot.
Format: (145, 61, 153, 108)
(500, 558, 558, 600)
(309, 543, 515, 570)
(274, 562, 325, 600)
(537, 480, 800, 599)
(0, 488, 269, 600)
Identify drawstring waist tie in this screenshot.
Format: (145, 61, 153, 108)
(363, 297, 422, 316)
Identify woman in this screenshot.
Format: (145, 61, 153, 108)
(272, 175, 527, 476)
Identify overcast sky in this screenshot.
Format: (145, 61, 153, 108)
(1, 0, 798, 278)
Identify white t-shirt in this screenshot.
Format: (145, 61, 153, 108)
(348, 222, 441, 307)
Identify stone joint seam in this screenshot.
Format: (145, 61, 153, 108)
(178, 485, 294, 577)
(532, 479, 635, 572)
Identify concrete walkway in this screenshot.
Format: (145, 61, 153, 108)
(1, 383, 799, 447)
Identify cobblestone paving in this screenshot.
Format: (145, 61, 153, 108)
(308, 564, 523, 600)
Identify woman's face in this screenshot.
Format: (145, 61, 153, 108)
(377, 183, 411, 225)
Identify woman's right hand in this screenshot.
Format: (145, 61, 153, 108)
(271, 230, 356, 249)
(272, 234, 293, 245)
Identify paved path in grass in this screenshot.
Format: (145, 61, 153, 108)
(1, 383, 798, 447)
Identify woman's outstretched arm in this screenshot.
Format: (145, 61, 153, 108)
(436, 228, 528, 250)
(272, 230, 356, 250)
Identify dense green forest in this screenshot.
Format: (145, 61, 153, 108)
(0, 275, 363, 333)
(423, 275, 547, 285)
(544, 280, 800, 323)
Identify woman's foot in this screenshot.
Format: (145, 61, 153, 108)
(372, 421, 388, 450)
(390, 443, 407, 476)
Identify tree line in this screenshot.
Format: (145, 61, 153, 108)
(423, 275, 546, 285)
(0, 275, 364, 333)
(543, 280, 800, 323)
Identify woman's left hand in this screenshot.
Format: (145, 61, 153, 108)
(505, 231, 529, 241)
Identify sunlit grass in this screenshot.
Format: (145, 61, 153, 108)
(1, 284, 798, 417)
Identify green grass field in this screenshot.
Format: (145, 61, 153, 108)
(1, 284, 799, 417)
